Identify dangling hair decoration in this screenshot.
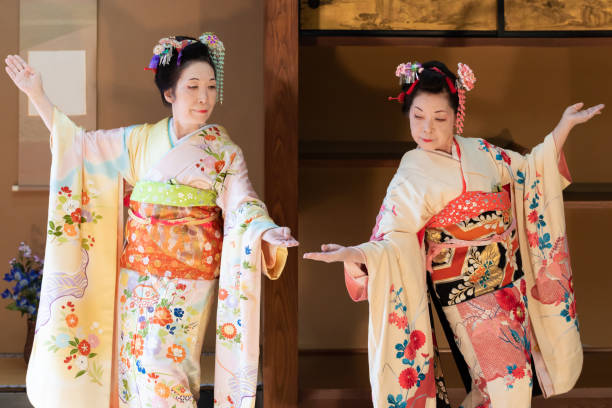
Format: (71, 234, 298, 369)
(455, 62, 476, 135)
(198, 32, 225, 104)
(145, 33, 226, 103)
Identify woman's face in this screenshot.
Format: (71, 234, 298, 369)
(408, 91, 455, 154)
(164, 61, 217, 129)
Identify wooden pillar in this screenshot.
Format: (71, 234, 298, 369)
(263, 0, 298, 407)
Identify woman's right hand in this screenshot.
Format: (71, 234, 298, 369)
(5, 54, 43, 97)
(303, 244, 366, 264)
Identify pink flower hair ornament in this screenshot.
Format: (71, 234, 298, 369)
(455, 62, 476, 135)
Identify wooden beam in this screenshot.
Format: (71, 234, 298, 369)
(300, 35, 612, 47)
(263, 0, 298, 406)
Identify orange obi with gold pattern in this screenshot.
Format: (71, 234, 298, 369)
(120, 181, 223, 280)
(425, 188, 524, 306)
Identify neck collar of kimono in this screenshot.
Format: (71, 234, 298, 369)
(417, 136, 460, 160)
(168, 117, 178, 147)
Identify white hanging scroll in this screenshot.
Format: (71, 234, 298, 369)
(15, 0, 97, 190)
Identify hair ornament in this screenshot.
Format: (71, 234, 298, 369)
(455, 62, 476, 135)
(199, 32, 225, 103)
(395, 62, 422, 86)
(145, 33, 226, 103)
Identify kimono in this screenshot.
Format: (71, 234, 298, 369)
(344, 134, 580, 408)
(26, 109, 287, 408)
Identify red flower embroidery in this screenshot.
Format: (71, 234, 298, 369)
(404, 345, 416, 360)
(214, 160, 225, 173)
(520, 279, 527, 296)
(70, 208, 82, 223)
(78, 340, 91, 356)
(494, 288, 520, 311)
(175, 283, 187, 291)
(398, 367, 418, 389)
(527, 231, 538, 248)
(410, 330, 426, 350)
(500, 150, 512, 165)
(395, 316, 408, 330)
(527, 210, 538, 224)
(205, 134, 216, 141)
(388, 312, 399, 324)
(513, 366, 525, 379)
(569, 299, 576, 319)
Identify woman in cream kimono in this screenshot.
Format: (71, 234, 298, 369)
(5, 33, 297, 408)
(304, 61, 603, 407)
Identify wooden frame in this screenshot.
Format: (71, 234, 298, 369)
(263, 0, 299, 406)
(300, 0, 612, 37)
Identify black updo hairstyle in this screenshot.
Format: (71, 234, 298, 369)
(154, 36, 217, 106)
(401, 60, 459, 115)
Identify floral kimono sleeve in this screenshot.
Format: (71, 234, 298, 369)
(481, 134, 581, 396)
(212, 138, 287, 408)
(346, 158, 443, 408)
(50, 108, 129, 183)
(27, 109, 127, 407)
(215, 145, 287, 279)
(344, 163, 432, 302)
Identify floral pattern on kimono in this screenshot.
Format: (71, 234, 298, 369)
(27, 110, 287, 408)
(344, 134, 581, 407)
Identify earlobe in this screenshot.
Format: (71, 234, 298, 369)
(164, 89, 175, 104)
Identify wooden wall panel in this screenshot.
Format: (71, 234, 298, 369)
(263, 0, 298, 407)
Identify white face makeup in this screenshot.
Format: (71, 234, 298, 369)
(408, 91, 456, 154)
(164, 61, 217, 135)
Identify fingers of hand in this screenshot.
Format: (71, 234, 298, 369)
(5, 66, 16, 80)
(321, 243, 343, 252)
(13, 55, 28, 72)
(302, 252, 332, 262)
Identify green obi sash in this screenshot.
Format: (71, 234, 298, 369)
(131, 180, 217, 207)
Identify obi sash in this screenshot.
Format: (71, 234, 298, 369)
(120, 181, 223, 281)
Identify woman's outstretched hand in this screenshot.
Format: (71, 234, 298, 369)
(303, 244, 365, 264)
(5, 55, 43, 97)
(553, 102, 604, 153)
(262, 227, 299, 248)
(560, 102, 604, 127)
(5, 54, 54, 131)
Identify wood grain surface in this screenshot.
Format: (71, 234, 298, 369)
(263, 0, 299, 406)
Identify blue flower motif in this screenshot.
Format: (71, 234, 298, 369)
(136, 359, 146, 374)
(1, 289, 11, 299)
(245, 246, 252, 255)
(3, 273, 13, 282)
(174, 308, 184, 319)
(55, 333, 71, 348)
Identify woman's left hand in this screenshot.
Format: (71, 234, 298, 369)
(262, 227, 299, 247)
(559, 102, 604, 129)
(553, 102, 604, 153)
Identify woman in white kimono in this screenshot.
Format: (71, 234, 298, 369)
(6, 33, 297, 408)
(304, 60, 603, 408)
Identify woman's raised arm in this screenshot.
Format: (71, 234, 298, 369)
(552, 102, 604, 154)
(5, 54, 54, 132)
